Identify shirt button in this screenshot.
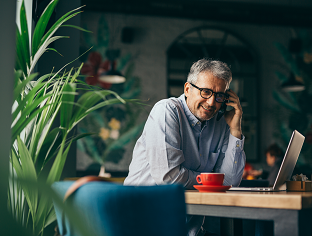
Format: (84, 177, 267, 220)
(235, 161, 237, 164)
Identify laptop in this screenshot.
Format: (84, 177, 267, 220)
(229, 130, 305, 192)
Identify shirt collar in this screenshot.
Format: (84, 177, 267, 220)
(179, 94, 202, 127)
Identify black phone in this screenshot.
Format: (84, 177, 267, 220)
(216, 101, 227, 121)
(216, 92, 229, 121)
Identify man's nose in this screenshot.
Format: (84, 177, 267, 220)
(205, 94, 216, 106)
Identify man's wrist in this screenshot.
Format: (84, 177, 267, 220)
(230, 129, 242, 139)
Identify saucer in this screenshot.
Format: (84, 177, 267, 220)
(193, 185, 231, 192)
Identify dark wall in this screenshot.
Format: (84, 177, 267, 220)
(0, 0, 16, 215)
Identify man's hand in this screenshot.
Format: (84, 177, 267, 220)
(224, 89, 243, 139)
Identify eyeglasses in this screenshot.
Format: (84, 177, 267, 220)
(190, 83, 228, 103)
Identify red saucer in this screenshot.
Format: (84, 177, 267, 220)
(193, 185, 231, 192)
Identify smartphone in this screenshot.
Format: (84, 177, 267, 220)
(216, 92, 229, 121)
(216, 101, 227, 121)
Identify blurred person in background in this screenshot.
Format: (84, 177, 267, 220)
(248, 143, 284, 186)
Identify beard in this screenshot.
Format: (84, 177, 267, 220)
(193, 104, 217, 121)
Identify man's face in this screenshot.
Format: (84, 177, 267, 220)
(184, 71, 227, 122)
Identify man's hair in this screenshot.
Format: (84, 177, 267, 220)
(265, 143, 284, 158)
(187, 58, 232, 89)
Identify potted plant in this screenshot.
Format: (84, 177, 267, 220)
(10, 0, 125, 235)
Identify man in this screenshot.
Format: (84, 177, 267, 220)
(124, 59, 246, 235)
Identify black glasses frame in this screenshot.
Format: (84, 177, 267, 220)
(190, 83, 228, 103)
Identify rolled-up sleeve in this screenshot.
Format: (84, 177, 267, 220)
(214, 129, 246, 187)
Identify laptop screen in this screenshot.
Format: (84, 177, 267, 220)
(273, 130, 305, 190)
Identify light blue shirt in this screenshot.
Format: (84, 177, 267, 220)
(124, 94, 246, 189)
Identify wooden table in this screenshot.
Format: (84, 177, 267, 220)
(185, 190, 312, 236)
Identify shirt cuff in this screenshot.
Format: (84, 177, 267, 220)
(228, 133, 245, 151)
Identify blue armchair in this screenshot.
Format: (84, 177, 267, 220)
(52, 180, 187, 236)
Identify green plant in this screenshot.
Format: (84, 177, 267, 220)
(10, 0, 125, 235)
(272, 30, 312, 166)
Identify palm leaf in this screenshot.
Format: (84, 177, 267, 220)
(46, 140, 72, 185)
(39, 7, 83, 49)
(102, 122, 144, 161)
(116, 53, 131, 71)
(79, 135, 103, 164)
(30, 36, 69, 74)
(13, 73, 38, 99)
(19, 0, 30, 69)
(98, 15, 109, 49)
(60, 83, 77, 130)
(35, 128, 61, 173)
(272, 90, 300, 112)
(70, 90, 124, 126)
(11, 103, 53, 145)
(61, 24, 92, 33)
(15, 28, 28, 76)
(275, 42, 300, 75)
(32, 0, 60, 56)
(16, 136, 38, 224)
(121, 88, 141, 99)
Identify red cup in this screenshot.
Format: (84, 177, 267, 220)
(196, 173, 225, 186)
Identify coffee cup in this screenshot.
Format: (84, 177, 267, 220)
(196, 173, 225, 186)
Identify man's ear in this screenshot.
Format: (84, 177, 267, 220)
(184, 82, 190, 97)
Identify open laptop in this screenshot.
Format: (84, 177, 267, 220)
(229, 130, 305, 192)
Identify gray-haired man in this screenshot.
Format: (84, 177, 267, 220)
(124, 58, 246, 235)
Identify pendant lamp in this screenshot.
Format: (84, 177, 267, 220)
(99, 49, 126, 84)
(281, 73, 305, 92)
(99, 60, 126, 84)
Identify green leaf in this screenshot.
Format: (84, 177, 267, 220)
(103, 122, 144, 161)
(275, 42, 300, 75)
(62, 24, 92, 33)
(117, 53, 132, 71)
(13, 73, 38, 99)
(19, 0, 30, 69)
(98, 15, 109, 49)
(43, 208, 56, 229)
(71, 90, 124, 126)
(279, 122, 293, 145)
(46, 139, 72, 185)
(46, 47, 63, 56)
(81, 23, 96, 51)
(73, 98, 124, 127)
(79, 135, 103, 164)
(121, 88, 141, 99)
(30, 36, 69, 74)
(124, 62, 135, 79)
(35, 128, 61, 173)
(123, 76, 140, 93)
(15, 28, 28, 76)
(275, 71, 288, 83)
(11, 103, 52, 145)
(32, 0, 60, 56)
(40, 8, 83, 50)
(34, 196, 53, 235)
(11, 150, 23, 179)
(272, 90, 300, 112)
(16, 136, 38, 222)
(60, 83, 77, 129)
